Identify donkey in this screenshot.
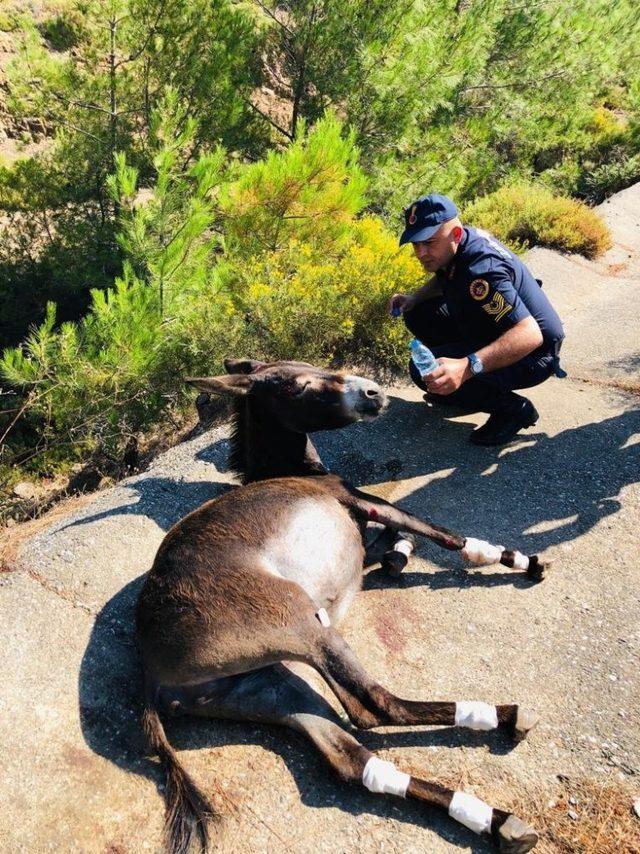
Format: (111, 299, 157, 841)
(136, 359, 543, 854)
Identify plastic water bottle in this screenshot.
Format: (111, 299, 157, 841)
(410, 338, 438, 376)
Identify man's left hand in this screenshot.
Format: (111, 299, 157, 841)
(425, 357, 471, 395)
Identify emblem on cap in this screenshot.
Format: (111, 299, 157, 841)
(470, 279, 490, 300)
(408, 205, 417, 225)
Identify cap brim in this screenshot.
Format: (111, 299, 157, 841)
(399, 222, 443, 246)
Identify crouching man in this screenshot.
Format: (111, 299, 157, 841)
(390, 194, 565, 446)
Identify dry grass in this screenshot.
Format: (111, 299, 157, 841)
(399, 758, 639, 853)
(524, 776, 640, 854)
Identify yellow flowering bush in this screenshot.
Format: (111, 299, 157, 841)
(229, 216, 423, 372)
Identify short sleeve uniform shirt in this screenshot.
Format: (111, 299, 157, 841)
(439, 227, 564, 353)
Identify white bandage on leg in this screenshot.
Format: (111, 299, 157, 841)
(455, 701, 498, 731)
(393, 538, 414, 557)
(449, 791, 493, 834)
(511, 550, 529, 570)
(362, 756, 410, 797)
(462, 537, 504, 565)
(316, 608, 331, 627)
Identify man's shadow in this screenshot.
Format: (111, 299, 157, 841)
(322, 395, 638, 553)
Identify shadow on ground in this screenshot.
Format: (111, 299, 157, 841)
(66, 396, 639, 565)
(79, 577, 510, 853)
(78, 393, 639, 850)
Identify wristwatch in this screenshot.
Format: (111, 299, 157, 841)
(467, 352, 484, 375)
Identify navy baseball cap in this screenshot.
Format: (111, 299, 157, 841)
(399, 194, 458, 245)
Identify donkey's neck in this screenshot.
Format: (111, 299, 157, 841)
(230, 399, 327, 484)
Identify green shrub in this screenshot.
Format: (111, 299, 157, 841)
(0, 9, 20, 31)
(575, 150, 640, 204)
(464, 183, 612, 258)
(220, 114, 367, 256)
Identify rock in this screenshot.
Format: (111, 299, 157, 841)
(633, 798, 640, 819)
(568, 810, 579, 821)
(12, 481, 37, 500)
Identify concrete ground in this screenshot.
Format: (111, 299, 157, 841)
(1, 185, 639, 853)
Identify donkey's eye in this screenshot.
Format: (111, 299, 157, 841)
(293, 381, 311, 396)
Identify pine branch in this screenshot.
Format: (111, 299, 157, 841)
(242, 95, 293, 140)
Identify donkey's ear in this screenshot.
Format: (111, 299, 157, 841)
(223, 358, 266, 375)
(185, 375, 253, 396)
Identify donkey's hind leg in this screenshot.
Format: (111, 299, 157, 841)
(309, 627, 538, 742)
(162, 664, 537, 853)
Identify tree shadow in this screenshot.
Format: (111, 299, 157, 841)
(607, 350, 640, 372)
(400, 404, 640, 557)
(320, 395, 639, 561)
(58, 446, 235, 533)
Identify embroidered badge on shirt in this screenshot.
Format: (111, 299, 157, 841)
(482, 291, 513, 322)
(470, 279, 490, 300)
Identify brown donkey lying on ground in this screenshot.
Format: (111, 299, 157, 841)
(136, 359, 544, 854)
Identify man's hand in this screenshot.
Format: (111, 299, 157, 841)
(388, 293, 415, 316)
(424, 357, 471, 395)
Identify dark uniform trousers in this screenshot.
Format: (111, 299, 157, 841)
(405, 298, 556, 415)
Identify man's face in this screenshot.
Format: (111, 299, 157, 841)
(411, 222, 458, 272)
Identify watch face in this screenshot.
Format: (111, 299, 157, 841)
(469, 356, 483, 375)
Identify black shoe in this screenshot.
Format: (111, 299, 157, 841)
(422, 393, 475, 415)
(470, 399, 539, 446)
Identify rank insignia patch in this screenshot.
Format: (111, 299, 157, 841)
(482, 291, 513, 322)
(470, 279, 490, 300)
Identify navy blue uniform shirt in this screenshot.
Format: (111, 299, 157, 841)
(438, 227, 564, 354)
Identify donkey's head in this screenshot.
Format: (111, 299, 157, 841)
(186, 358, 386, 433)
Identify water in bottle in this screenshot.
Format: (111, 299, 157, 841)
(410, 338, 438, 376)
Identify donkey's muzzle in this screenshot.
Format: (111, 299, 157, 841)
(345, 378, 387, 420)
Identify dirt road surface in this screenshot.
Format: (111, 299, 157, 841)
(2, 185, 639, 853)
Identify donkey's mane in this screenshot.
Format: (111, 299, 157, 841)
(229, 397, 326, 484)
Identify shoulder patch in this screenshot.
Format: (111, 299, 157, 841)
(469, 279, 490, 300)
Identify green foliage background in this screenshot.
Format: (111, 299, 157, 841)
(0, 0, 638, 484)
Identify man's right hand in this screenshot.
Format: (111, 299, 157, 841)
(389, 293, 414, 316)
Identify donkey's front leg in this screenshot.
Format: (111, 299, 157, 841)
(341, 484, 549, 581)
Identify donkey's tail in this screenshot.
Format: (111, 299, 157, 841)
(142, 705, 215, 854)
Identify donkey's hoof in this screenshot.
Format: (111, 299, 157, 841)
(495, 814, 538, 853)
(513, 708, 539, 742)
(527, 555, 552, 582)
(382, 550, 408, 577)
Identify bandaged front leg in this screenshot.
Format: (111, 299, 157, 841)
(462, 537, 505, 565)
(462, 537, 550, 582)
(382, 532, 416, 577)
